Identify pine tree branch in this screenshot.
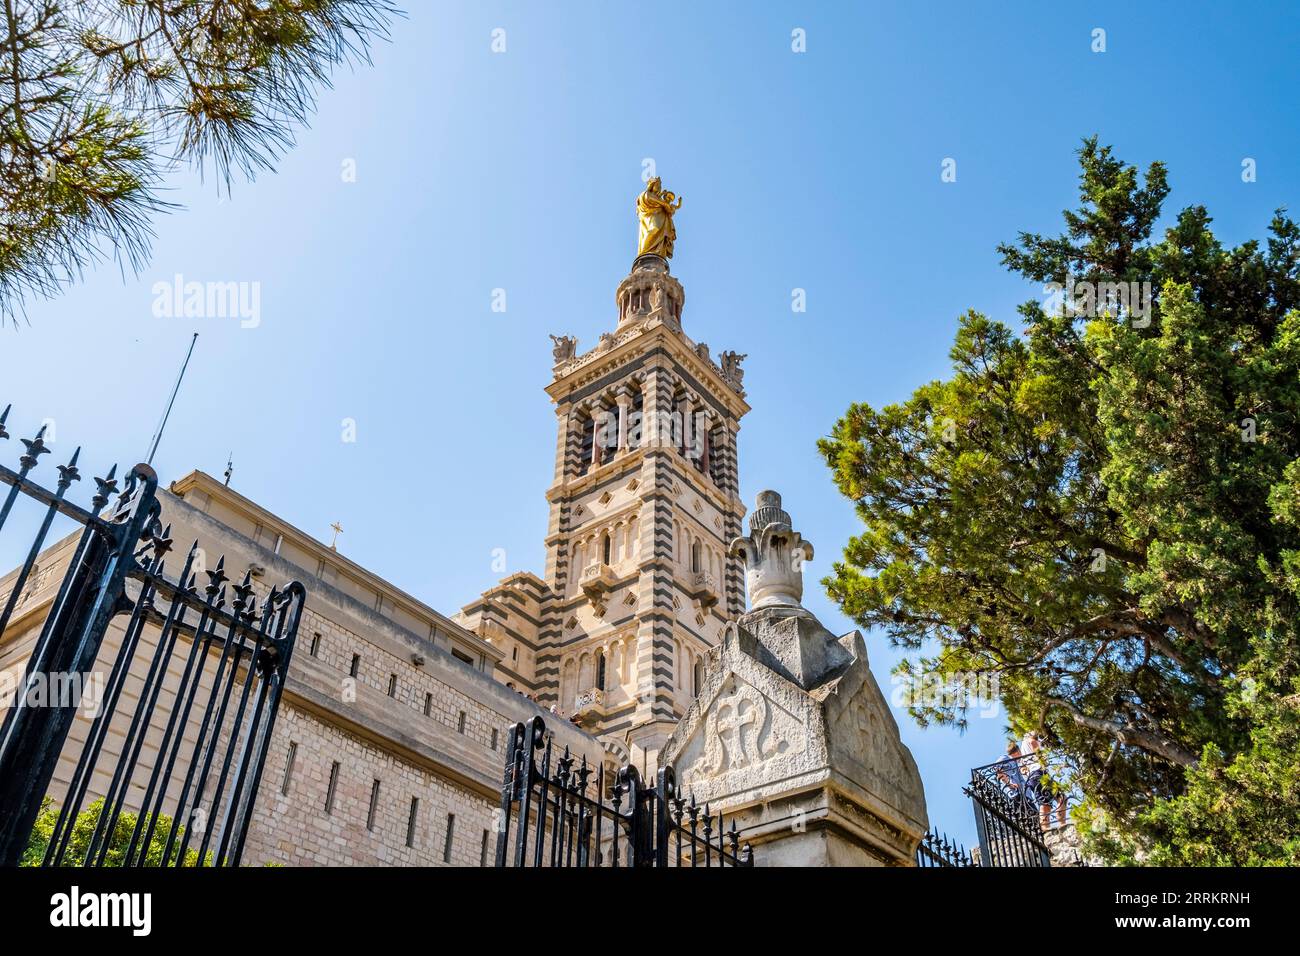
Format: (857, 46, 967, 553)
(1044, 696, 1200, 768)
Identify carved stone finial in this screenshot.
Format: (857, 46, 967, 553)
(729, 490, 814, 610)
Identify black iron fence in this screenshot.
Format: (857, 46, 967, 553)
(964, 752, 1062, 868)
(0, 403, 304, 866)
(494, 715, 753, 867)
(915, 828, 975, 867)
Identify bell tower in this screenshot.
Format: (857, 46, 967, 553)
(459, 179, 751, 770)
(539, 245, 750, 767)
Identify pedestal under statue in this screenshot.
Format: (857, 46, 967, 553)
(660, 491, 929, 866)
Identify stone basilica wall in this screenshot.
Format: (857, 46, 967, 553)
(0, 472, 602, 867)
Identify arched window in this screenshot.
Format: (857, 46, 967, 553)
(561, 658, 577, 707)
(594, 405, 616, 463)
(578, 415, 594, 475)
(602, 532, 612, 565)
(596, 650, 606, 691)
(709, 425, 724, 485)
(628, 390, 644, 449)
(691, 540, 702, 574)
(681, 395, 691, 455)
(693, 658, 704, 696)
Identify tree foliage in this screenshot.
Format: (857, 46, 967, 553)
(819, 138, 1300, 864)
(23, 796, 210, 866)
(0, 0, 397, 323)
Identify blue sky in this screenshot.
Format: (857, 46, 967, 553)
(3, 1, 1298, 851)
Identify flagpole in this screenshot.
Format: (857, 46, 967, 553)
(146, 332, 198, 466)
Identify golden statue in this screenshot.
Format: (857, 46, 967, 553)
(636, 176, 682, 259)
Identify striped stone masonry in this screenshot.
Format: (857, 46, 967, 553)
(458, 255, 750, 772)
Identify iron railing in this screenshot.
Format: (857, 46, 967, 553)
(494, 715, 753, 867)
(0, 403, 304, 866)
(915, 828, 975, 867)
(965, 752, 1062, 867)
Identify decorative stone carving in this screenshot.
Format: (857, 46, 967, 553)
(729, 490, 813, 609)
(690, 569, 718, 609)
(719, 350, 746, 387)
(615, 262, 684, 331)
(549, 334, 578, 364)
(662, 490, 928, 866)
(693, 676, 801, 781)
(695, 342, 711, 362)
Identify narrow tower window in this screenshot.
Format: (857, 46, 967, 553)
(406, 797, 419, 848)
(281, 741, 297, 795)
(367, 778, 381, 831)
(443, 813, 456, 863)
(325, 761, 340, 814)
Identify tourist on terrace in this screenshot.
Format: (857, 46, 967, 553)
(1021, 731, 1067, 830)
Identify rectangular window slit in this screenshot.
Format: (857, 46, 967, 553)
(457, 710, 466, 734)
(281, 741, 297, 795)
(388, 673, 397, 698)
(350, 653, 360, 678)
(424, 692, 432, 716)
(407, 797, 419, 848)
(443, 813, 455, 863)
(367, 778, 381, 831)
(325, 761, 340, 815)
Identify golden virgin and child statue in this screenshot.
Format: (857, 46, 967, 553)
(636, 176, 682, 259)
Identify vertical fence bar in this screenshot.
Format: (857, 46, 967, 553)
(0, 463, 159, 867)
(0, 414, 303, 869)
(495, 723, 523, 866)
(228, 582, 302, 867)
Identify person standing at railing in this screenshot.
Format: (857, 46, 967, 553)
(993, 741, 1027, 798)
(1021, 732, 1067, 830)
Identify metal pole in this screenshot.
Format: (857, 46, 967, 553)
(146, 332, 198, 466)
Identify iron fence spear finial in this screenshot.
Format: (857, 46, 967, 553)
(19, 425, 49, 470)
(91, 464, 118, 512)
(56, 447, 81, 489)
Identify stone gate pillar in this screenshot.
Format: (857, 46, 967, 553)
(659, 491, 928, 866)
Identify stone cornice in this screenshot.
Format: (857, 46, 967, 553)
(168, 470, 499, 663)
(546, 323, 750, 420)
